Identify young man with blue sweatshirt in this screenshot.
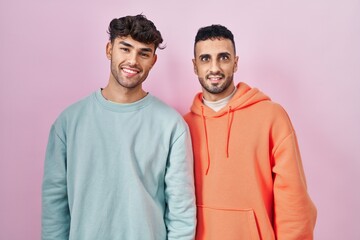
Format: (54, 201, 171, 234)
(42, 14, 196, 240)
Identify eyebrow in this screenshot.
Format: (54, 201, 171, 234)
(198, 52, 231, 59)
(218, 52, 231, 57)
(199, 54, 211, 59)
(119, 41, 153, 53)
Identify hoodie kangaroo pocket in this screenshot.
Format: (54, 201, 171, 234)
(196, 205, 261, 240)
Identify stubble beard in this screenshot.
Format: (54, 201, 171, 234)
(199, 74, 234, 94)
(111, 62, 146, 89)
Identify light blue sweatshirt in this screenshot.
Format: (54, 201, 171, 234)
(42, 90, 196, 240)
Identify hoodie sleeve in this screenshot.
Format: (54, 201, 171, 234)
(271, 108, 317, 240)
(164, 124, 196, 240)
(42, 124, 70, 240)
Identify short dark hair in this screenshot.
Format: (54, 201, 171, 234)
(107, 14, 165, 50)
(194, 24, 236, 55)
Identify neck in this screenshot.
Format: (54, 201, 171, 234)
(101, 81, 147, 104)
(203, 84, 236, 102)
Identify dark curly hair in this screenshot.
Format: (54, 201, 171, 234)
(107, 14, 165, 51)
(194, 24, 236, 55)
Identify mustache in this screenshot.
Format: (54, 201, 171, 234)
(206, 72, 225, 79)
(120, 63, 141, 70)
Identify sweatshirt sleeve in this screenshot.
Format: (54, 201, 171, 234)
(164, 126, 196, 240)
(42, 124, 70, 240)
(271, 111, 317, 240)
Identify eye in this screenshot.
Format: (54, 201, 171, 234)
(139, 52, 150, 58)
(120, 48, 130, 52)
(200, 56, 210, 62)
(220, 55, 230, 61)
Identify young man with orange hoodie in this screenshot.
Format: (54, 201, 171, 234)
(184, 24, 317, 240)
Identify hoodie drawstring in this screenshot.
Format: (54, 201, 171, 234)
(226, 106, 234, 158)
(201, 105, 234, 175)
(201, 106, 211, 175)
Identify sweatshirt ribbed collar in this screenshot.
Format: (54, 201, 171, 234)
(94, 89, 153, 112)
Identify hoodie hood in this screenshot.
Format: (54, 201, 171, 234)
(191, 82, 270, 117)
(189, 82, 270, 175)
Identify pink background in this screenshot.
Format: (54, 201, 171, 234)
(1, 0, 359, 239)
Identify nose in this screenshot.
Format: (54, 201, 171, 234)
(127, 52, 138, 66)
(209, 60, 220, 73)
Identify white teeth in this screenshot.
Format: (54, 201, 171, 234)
(123, 68, 138, 74)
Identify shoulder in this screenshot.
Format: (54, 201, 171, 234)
(53, 92, 95, 127)
(253, 99, 291, 119)
(256, 100, 296, 136)
(183, 111, 194, 125)
(149, 95, 189, 130)
(150, 96, 183, 119)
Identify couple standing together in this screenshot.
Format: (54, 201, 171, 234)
(42, 14, 317, 240)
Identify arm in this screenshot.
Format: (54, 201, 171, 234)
(272, 114, 317, 239)
(42, 125, 70, 240)
(164, 127, 196, 240)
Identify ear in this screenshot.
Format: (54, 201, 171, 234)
(106, 42, 112, 60)
(233, 56, 239, 72)
(152, 54, 158, 66)
(192, 59, 198, 75)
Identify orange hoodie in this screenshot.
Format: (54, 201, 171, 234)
(184, 82, 317, 240)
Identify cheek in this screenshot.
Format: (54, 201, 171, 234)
(111, 59, 121, 69)
(142, 63, 153, 72)
(140, 58, 155, 69)
(196, 66, 208, 75)
(224, 65, 236, 74)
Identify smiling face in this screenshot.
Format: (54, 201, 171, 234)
(193, 38, 238, 101)
(106, 36, 157, 91)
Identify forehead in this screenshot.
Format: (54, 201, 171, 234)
(195, 38, 235, 56)
(114, 36, 155, 51)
